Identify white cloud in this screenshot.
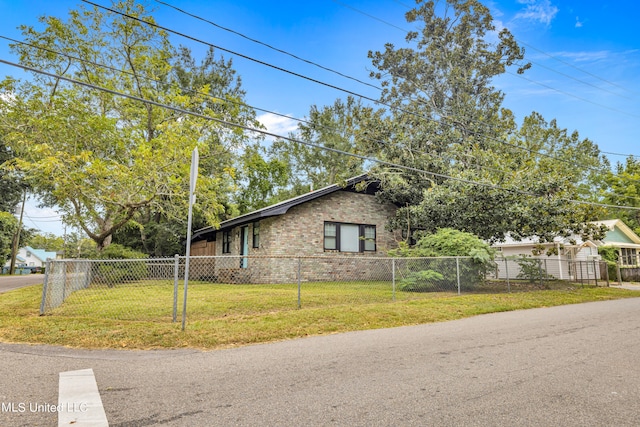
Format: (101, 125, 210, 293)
(514, 0, 559, 25)
(551, 50, 611, 62)
(256, 112, 299, 138)
(575, 16, 583, 28)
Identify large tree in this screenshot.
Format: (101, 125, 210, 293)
(0, 135, 23, 214)
(603, 156, 640, 235)
(271, 96, 367, 193)
(0, 1, 253, 251)
(361, 0, 606, 242)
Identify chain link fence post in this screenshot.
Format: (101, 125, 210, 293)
(392, 258, 396, 301)
(39, 259, 51, 315)
(456, 257, 461, 295)
(297, 257, 302, 309)
(173, 254, 179, 323)
(505, 258, 511, 293)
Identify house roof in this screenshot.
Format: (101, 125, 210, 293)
(25, 246, 57, 262)
(191, 174, 377, 242)
(494, 219, 640, 249)
(494, 234, 594, 248)
(592, 219, 640, 245)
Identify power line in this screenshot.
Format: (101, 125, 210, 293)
(5, 14, 640, 195)
(507, 70, 640, 120)
(517, 40, 637, 96)
(152, 0, 382, 93)
(78, 1, 640, 174)
(5, 8, 640, 200)
(600, 150, 640, 160)
(6, 33, 633, 195)
(331, 0, 410, 33)
(2, 57, 639, 213)
(384, 0, 635, 99)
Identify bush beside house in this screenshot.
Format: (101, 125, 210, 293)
(390, 228, 495, 292)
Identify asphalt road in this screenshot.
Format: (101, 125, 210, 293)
(2, 298, 640, 426)
(0, 274, 44, 293)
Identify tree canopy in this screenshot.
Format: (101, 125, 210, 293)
(359, 0, 608, 243)
(0, 0, 256, 251)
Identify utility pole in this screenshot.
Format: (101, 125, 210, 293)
(9, 190, 27, 275)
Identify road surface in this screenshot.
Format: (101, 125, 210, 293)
(1, 298, 640, 426)
(0, 274, 44, 293)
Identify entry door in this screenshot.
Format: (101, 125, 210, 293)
(240, 226, 249, 268)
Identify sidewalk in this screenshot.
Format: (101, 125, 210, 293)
(610, 283, 640, 291)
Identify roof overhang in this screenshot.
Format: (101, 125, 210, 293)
(191, 174, 377, 242)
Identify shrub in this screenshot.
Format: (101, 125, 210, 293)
(398, 270, 445, 292)
(598, 246, 619, 280)
(91, 244, 149, 286)
(390, 228, 496, 291)
(513, 255, 554, 284)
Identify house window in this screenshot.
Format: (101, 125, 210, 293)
(364, 225, 376, 251)
(222, 231, 231, 254)
(324, 222, 376, 253)
(621, 248, 638, 266)
(253, 222, 260, 248)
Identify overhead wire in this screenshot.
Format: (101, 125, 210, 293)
(2, 57, 640, 212)
(152, 0, 382, 93)
(7, 33, 640, 203)
(145, 0, 640, 174)
(7, 1, 640, 198)
(384, 0, 634, 100)
(505, 70, 640, 120)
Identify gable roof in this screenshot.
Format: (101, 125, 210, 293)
(25, 246, 57, 262)
(494, 219, 640, 249)
(593, 219, 640, 245)
(191, 174, 378, 242)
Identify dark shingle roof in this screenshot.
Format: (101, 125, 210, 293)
(191, 174, 375, 242)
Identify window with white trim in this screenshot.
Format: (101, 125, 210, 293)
(324, 222, 376, 253)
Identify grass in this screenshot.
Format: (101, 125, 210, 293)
(0, 281, 638, 350)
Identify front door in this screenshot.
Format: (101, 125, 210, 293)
(240, 226, 249, 268)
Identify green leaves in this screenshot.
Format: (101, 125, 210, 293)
(1, 0, 251, 251)
(361, 1, 607, 243)
(0, 212, 18, 262)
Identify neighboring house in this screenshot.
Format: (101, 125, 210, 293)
(593, 219, 640, 266)
(3, 247, 56, 273)
(492, 219, 640, 281)
(493, 234, 600, 281)
(189, 175, 400, 283)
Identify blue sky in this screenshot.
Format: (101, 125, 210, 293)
(1, 0, 638, 236)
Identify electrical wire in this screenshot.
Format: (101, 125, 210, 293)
(2, 57, 640, 212)
(3, 10, 640, 196)
(152, 0, 382, 93)
(129, 1, 640, 169)
(8, 32, 640, 201)
(384, 0, 635, 99)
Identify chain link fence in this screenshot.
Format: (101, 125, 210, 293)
(39, 255, 609, 323)
(491, 257, 609, 288)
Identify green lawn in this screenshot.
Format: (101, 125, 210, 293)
(0, 282, 638, 350)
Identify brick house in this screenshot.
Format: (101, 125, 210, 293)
(189, 175, 399, 283)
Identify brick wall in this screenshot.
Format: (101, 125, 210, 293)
(202, 190, 399, 283)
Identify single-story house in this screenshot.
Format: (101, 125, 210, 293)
(492, 233, 600, 281)
(492, 219, 640, 280)
(3, 246, 57, 269)
(189, 175, 400, 283)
